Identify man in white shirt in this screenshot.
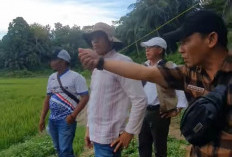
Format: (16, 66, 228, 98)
(39, 49, 89, 157)
(83, 22, 147, 157)
(139, 37, 188, 157)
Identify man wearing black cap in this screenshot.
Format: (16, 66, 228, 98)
(39, 49, 89, 157)
(79, 10, 232, 156)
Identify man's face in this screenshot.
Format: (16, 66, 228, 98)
(91, 33, 111, 55)
(50, 59, 63, 71)
(145, 46, 163, 61)
(178, 33, 209, 67)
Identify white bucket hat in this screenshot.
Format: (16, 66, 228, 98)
(83, 22, 122, 44)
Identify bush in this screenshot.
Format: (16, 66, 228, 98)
(0, 126, 86, 157)
(165, 52, 184, 65)
(121, 137, 187, 157)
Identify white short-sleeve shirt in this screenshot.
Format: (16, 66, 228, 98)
(47, 69, 88, 120)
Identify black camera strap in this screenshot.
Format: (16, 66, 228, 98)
(57, 74, 79, 104)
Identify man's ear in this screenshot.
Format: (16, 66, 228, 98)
(158, 47, 163, 55)
(207, 32, 218, 48)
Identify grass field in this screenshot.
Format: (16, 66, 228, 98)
(0, 77, 187, 157)
(0, 78, 48, 150)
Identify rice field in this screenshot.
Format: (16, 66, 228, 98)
(0, 78, 48, 151)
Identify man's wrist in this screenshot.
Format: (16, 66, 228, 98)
(96, 57, 104, 70)
(70, 114, 76, 120)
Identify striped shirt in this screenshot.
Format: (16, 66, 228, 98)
(87, 50, 147, 144)
(47, 69, 88, 120)
(158, 55, 232, 156)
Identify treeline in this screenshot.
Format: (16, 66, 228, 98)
(0, 0, 231, 71)
(115, 0, 232, 55)
(0, 18, 90, 70)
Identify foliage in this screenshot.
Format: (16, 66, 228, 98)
(115, 0, 232, 55)
(121, 137, 187, 157)
(0, 69, 53, 78)
(202, 0, 232, 28)
(0, 1, 231, 71)
(115, 0, 200, 54)
(0, 127, 86, 157)
(1, 17, 36, 70)
(125, 50, 146, 64)
(0, 18, 88, 71)
(165, 52, 184, 65)
(0, 134, 55, 157)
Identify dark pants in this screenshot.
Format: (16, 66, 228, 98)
(138, 106, 170, 157)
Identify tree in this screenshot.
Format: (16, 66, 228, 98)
(30, 23, 52, 66)
(1, 17, 37, 70)
(51, 23, 87, 68)
(115, 0, 200, 54)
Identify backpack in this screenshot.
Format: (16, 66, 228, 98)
(180, 84, 227, 146)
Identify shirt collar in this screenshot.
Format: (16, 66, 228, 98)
(58, 68, 69, 77)
(145, 59, 163, 66)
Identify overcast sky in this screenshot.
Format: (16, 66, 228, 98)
(0, 0, 136, 39)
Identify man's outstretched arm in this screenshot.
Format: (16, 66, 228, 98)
(78, 48, 168, 88)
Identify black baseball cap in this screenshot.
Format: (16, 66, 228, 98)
(164, 10, 228, 47)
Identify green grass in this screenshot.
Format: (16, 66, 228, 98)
(0, 126, 86, 157)
(121, 137, 187, 157)
(0, 78, 48, 150)
(0, 133, 55, 157)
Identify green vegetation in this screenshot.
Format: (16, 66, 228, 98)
(0, 134, 55, 157)
(121, 137, 188, 157)
(0, 0, 231, 71)
(0, 78, 47, 150)
(0, 126, 86, 157)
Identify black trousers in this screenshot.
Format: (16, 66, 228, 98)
(138, 107, 171, 157)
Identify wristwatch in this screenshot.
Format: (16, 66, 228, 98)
(96, 57, 104, 70)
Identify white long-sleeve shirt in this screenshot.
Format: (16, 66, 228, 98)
(87, 50, 147, 144)
(144, 60, 188, 108)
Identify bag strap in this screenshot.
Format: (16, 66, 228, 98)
(57, 74, 79, 104)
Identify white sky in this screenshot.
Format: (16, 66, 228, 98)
(0, 0, 136, 39)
